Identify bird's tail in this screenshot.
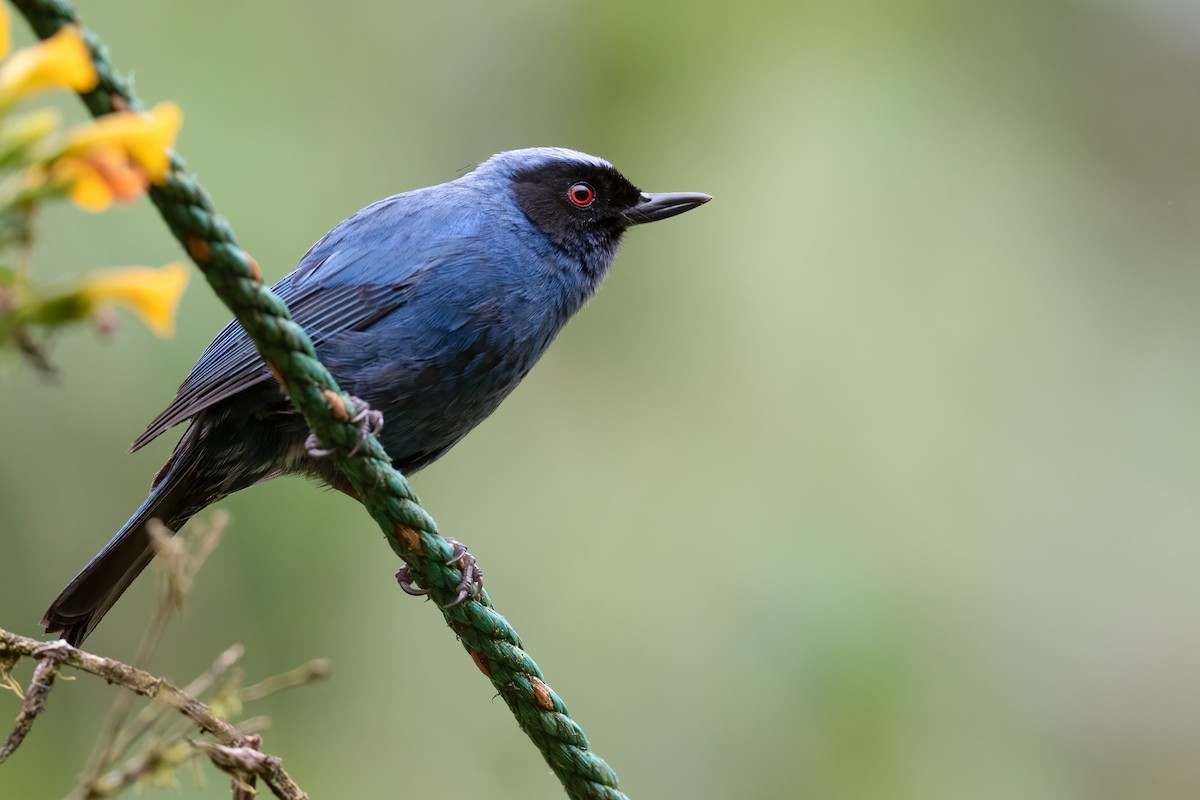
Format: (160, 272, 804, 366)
(42, 433, 215, 646)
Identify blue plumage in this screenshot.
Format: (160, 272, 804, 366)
(44, 147, 710, 644)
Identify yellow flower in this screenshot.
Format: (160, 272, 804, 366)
(0, 26, 97, 105)
(46, 102, 183, 210)
(52, 145, 148, 211)
(0, 5, 10, 61)
(66, 102, 181, 184)
(78, 262, 190, 336)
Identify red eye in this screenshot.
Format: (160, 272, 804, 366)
(568, 182, 595, 207)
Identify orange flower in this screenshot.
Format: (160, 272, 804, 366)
(0, 26, 97, 105)
(66, 102, 181, 184)
(77, 262, 190, 336)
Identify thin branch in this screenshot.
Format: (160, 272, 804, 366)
(83, 512, 228, 784)
(189, 738, 295, 799)
(107, 642, 245, 768)
(83, 741, 198, 799)
(208, 734, 263, 800)
(0, 644, 65, 764)
(239, 659, 331, 703)
(0, 628, 308, 800)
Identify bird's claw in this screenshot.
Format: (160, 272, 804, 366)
(305, 395, 384, 458)
(446, 539, 469, 564)
(443, 537, 483, 607)
(395, 565, 429, 596)
(304, 432, 332, 458)
(346, 397, 384, 457)
(394, 537, 484, 607)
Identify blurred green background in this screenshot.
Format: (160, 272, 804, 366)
(3, 0, 1200, 797)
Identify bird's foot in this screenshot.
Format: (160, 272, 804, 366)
(303, 433, 330, 458)
(395, 565, 428, 596)
(444, 537, 484, 607)
(394, 537, 484, 607)
(345, 396, 385, 456)
(305, 395, 384, 458)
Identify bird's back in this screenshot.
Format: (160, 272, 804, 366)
(314, 187, 589, 472)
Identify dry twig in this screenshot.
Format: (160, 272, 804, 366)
(0, 641, 67, 765)
(0, 628, 310, 800)
(1, 514, 325, 799)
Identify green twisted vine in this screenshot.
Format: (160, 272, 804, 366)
(10, 2, 628, 797)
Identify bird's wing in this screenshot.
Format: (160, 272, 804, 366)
(130, 246, 420, 452)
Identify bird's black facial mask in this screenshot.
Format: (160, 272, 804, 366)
(510, 161, 645, 259)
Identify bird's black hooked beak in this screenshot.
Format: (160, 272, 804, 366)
(625, 191, 712, 224)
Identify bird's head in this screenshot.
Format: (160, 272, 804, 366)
(470, 147, 711, 268)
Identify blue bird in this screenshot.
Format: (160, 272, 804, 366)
(43, 147, 710, 645)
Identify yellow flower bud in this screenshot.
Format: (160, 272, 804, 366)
(77, 262, 190, 337)
(0, 27, 98, 105)
(0, 108, 60, 166)
(3, 108, 60, 146)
